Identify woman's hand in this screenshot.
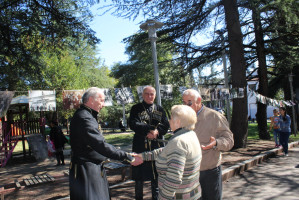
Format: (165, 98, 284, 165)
(131, 154, 144, 166)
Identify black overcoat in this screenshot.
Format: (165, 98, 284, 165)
(49, 126, 66, 150)
(69, 105, 132, 200)
(129, 101, 170, 181)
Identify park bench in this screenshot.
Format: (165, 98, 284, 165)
(0, 174, 55, 200)
(23, 174, 55, 187)
(104, 161, 131, 181)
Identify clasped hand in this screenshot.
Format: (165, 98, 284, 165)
(130, 153, 143, 166)
(146, 129, 159, 140)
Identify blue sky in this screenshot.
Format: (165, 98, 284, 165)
(89, 5, 145, 67)
(88, 4, 224, 77)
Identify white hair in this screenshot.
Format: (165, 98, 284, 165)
(143, 85, 156, 94)
(171, 105, 197, 130)
(82, 87, 103, 104)
(182, 89, 201, 100)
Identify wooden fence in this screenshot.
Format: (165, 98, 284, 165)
(1, 118, 41, 141)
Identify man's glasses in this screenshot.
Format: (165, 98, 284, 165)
(183, 100, 193, 106)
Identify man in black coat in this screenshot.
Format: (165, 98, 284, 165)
(49, 120, 66, 166)
(129, 86, 170, 200)
(69, 87, 134, 200)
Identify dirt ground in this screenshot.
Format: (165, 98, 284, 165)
(0, 139, 277, 200)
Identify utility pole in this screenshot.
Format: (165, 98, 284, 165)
(140, 19, 164, 106)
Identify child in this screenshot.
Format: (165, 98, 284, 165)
(47, 135, 55, 158)
(269, 109, 280, 148)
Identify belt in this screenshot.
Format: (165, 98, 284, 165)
(70, 159, 110, 179)
(71, 156, 106, 165)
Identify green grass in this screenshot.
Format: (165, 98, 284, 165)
(248, 122, 299, 142)
(14, 140, 29, 152)
(104, 133, 134, 147)
(247, 123, 260, 140)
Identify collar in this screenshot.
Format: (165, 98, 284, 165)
(142, 101, 154, 108)
(197, 104, 204, 116)
(81, 104, 98, 118)
(169, 128, 189, 141)
(173, 127, 183, 134)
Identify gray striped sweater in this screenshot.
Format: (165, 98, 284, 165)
(142, 128, 202, 200)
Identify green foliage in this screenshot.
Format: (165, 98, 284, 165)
(0, 0, 99, 90)
(110, 33, 186, 88)
(100, 103, 134, 128)
(262, 0, 299, 95)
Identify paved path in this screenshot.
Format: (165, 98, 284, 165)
(222, 146, 299, 200)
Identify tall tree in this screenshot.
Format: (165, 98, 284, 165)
(265, 0, 299, 134)
(107, 0, 249, 147)
(105, 0, 298, 143)
(222, 0, 248, 147)
(0, 0, 98, 90)
(250, 1, 270, 139)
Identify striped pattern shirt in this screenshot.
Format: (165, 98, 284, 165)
(142, 128, 202, 200)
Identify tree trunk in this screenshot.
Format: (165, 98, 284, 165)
(251, 1, 270, 140)
(283, 77, 298, 135)
(223, 0, 248, 148)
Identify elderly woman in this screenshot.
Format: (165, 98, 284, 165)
(133, 105, 202, 200)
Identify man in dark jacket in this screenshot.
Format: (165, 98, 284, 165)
(129, 86, 170, 200)
(69, 87, 134, 200)
(49, 120, 66, 166)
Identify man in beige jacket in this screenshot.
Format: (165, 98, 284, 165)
(182, 89, 234, 200)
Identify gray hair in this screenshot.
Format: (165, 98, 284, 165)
(182, 89, 201, 100)
(143, 85, 156, 94)
(82, 87, 103, 104)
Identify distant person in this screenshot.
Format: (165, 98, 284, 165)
(49, 121, 67, 166)
(182, 89, 234, 200)
(278, 107, 291, 156)
(69, 87, 134, 200)
(269, 109, 280, 148)
(132, 105, 202, 199)
(46, 135, 55, 158)
(129, 86, 170, 200)
(119, 119, 126, 132)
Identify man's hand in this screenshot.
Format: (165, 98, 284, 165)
(147, 129, 159, 139)
(201, 136, 217, 150)
(131, 154, 143, 166)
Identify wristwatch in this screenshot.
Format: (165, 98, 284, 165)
(213, 140, 218, 150)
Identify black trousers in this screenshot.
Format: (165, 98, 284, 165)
(135, 179, 158, 200)
(200, 166, 222, 200)
(55, 150, 65, 165)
